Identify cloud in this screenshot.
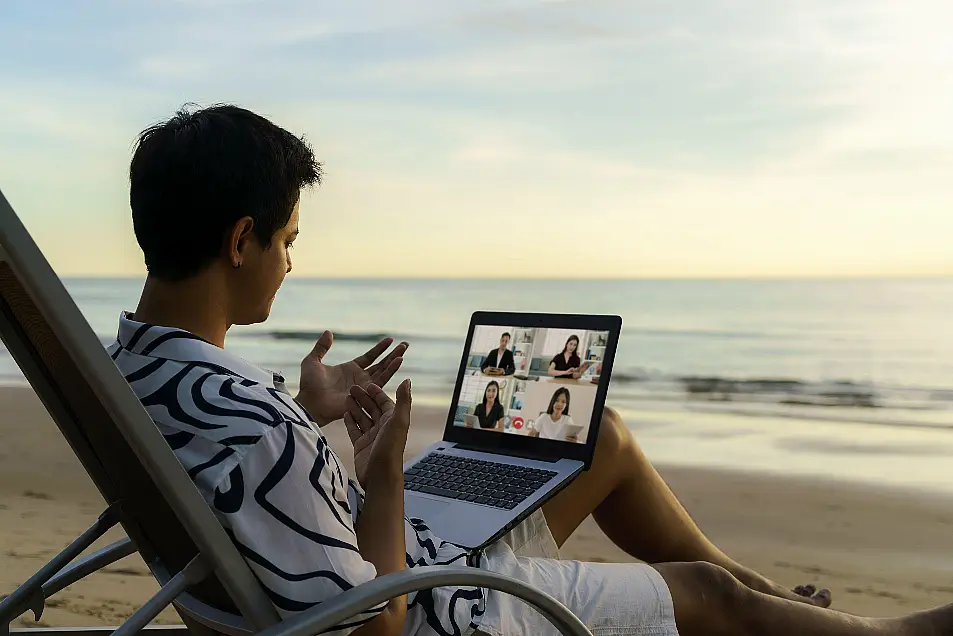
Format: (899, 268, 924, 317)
(1, 0, 952, 277)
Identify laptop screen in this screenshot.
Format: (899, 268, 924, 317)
(444, 313, 621, 466)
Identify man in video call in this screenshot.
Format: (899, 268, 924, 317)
(481, 331, 516, 376)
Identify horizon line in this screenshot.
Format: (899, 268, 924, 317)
(59, 274, 953, 282)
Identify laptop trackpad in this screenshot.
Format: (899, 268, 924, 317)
(405, 495, 452, 521)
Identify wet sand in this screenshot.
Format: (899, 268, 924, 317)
(2, 385, 952, 628)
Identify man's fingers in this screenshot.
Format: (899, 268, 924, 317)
(349, 385, 383, 421)
(370, 357, 404, 387)
(365, 383, 397, 415)
(395, 379, 412, 424)
(367, 342, 409, 376)
(345, 394, 374, 433)
(306, 330, 334, 362)
(353, 338, 394, 369)
(343, 411, 363, 445)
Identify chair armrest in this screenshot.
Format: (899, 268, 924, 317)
(257, 566, 591, 636)
(0, 538, 136, 625)
(41, 539, 137, 599)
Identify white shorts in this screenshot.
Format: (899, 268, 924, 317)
(477, 511, 679, 636)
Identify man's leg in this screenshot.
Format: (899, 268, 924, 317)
(655, 561, 948, 636)
(541, 407, 831, 606)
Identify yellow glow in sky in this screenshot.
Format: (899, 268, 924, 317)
(2, 1, 952, 278)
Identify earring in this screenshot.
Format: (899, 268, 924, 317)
(233, 262, 242, 269)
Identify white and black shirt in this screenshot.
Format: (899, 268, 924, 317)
(108, 313, 486, 636)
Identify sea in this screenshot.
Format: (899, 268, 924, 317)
(3, 278, 953, 494)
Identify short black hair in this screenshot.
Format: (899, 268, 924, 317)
(130, 104, 322, 281)
(501, 332, 511, 340)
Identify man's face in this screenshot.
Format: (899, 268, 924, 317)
(500, 334, 510, 349)
(233, 201, 299, 325)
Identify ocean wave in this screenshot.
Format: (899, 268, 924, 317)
(233, 325, 781, 345)
(623, 327, 778, 340)
(234, 330, 462, 344)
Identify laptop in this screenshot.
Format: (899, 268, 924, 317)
(403, 311, 622, 549)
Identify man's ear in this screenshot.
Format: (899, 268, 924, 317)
(224, 217, 256, 268)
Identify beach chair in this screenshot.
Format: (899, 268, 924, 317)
(0, 187, 592, 636)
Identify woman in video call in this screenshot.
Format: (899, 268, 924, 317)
(474, 380, 505, 430)
(480, 332, 515, 375)
(528, 387, 580, 442)
(548, 334, 584, 379)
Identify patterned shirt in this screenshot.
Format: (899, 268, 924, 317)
(108, 313, 486, 636)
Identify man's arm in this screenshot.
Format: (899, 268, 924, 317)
(345, 382, 413, 636)
(352, 463, 406, 636)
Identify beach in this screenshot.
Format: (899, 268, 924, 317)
(2, 385, 953, 629)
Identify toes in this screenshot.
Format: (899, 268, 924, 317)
(813, 588, 833, 608)
(793, 584, 816, 597)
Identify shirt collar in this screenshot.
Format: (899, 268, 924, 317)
(116, 311, 281, 389)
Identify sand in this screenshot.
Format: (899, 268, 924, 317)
(2, 385, 953, 629)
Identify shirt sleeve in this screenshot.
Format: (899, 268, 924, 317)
(210, 419, 387, 630)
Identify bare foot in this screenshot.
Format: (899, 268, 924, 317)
(731, 566, 833, 607)
(793, 583, 833, 608)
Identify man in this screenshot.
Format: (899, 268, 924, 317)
(480, 332, 516, 375)
(110, 104, 953, 636)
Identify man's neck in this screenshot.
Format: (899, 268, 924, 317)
(133, 274, 230, 347)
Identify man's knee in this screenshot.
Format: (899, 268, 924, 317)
(597, 407, 638, 461)
(654, 562, 756, 636)
(682, 562, 748, 605)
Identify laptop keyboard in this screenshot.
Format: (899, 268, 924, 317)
(404, 453, 558, 510)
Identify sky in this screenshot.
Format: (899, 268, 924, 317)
(1, 0, 952, 279)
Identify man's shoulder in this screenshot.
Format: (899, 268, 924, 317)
(111, 342, 311, 431)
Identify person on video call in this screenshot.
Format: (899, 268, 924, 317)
(111, 104, 953, 636)
(548, 334, 584, 379)
(481, 332, 515, 375)
(474, 380, 505, 430)
(528, 387, 581, 442)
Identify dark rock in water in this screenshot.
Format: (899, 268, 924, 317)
(680, 375, 877, 408)
(681, 377, 738, 395)
(780, 393, 879, 408)
(743, 379, 807, 393)
(268, 331, 389, 343)
(680, 376, 805, 396)
(818, 391, 878, 408)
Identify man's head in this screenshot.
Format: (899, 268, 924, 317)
(129, 104, 321, 324)
(500, 332, 511, 349)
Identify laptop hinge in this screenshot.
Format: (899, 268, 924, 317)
(451, 444, 559, 463)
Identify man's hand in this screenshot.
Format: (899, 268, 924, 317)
(296, 331, 408, 426)
(344, 381, 412, 487)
